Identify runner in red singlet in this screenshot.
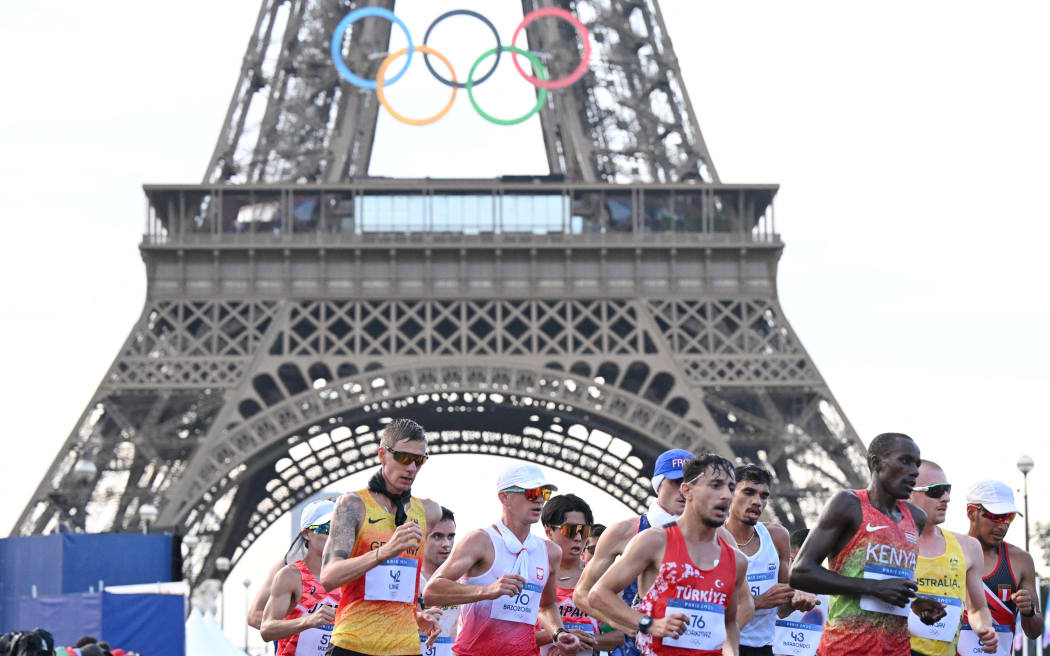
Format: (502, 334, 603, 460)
(261, 499, 340, 655)
(789, 433, 944, 656)
(535, 494, 624, 654)
(962, 480, 1044, 654)
(587, 454, 750, 656)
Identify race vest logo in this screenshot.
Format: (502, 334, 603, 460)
(998, 585, 1013, 602)
(916, 574, 962, 591)
(675, 585, 727, 605)
(904, 531, 918, 544)
(866, 542, 917, 569)
(536, 567, 545, 581)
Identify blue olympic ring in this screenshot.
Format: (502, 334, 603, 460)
(330, 7, 414, 90)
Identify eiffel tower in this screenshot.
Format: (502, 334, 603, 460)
(13, 0, 867, 582)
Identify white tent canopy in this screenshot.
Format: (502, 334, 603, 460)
(185, 608, 248, 656)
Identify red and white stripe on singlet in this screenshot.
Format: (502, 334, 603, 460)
(276, 560, 340, 656)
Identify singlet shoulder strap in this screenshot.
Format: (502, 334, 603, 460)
(1001, 542, 1018, 586)
(717, 535, 736, 570)
(855, 488, 870, 505)
(638, 513, 650, 532)
(941, 527, 961, 552)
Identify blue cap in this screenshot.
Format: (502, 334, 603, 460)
(653, 449, 695, 480)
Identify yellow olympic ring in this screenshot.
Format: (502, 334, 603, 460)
(376, 46, 457, 126)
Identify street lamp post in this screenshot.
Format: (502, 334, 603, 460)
(243, 577, 252, 652)
(182, 535, 199, 613)
(1017, 455, 1034, 551)
(138, 504, 159, 535)
(216, 556, 231, 631)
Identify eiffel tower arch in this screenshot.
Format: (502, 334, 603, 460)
(13, 0, 868, 583)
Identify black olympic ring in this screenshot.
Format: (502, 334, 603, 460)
(422, 9, 502, 89)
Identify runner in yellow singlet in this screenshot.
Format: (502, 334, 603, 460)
(320, 419, 444, 656)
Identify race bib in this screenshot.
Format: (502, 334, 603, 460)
(420, 635, 453, 656)
(490, 582, 542, 624)
(958, 622, 1013, 656)
(748, 570, 778, 614)
(859, 564, 914, 617)
(295, 623, 333, 655)
(908, 594, 962, 641)
(662, 599, 727, 651)
(774, 618, 823, 656)
(364, 556, 418, 603)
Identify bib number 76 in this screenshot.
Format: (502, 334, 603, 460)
(691, 614, 707, 629)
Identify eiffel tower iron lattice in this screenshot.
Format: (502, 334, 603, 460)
(14, 0, 868, 584)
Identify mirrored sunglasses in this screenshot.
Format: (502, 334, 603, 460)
(968, 504, 1015, 524)
(552, 523, 592, 540)
(503, 487, 552, 502)
(584, 545, 597, 554)
(913, 482, 952, 499)
(391, 450, 429, 467)
(309, 521, 331, 535)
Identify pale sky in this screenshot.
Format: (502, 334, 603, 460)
(1, 1, 1048, 650)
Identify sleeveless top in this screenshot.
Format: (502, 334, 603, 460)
(276, 560, 340, 656)
(959, 541, 1019, 651)
(454, 525, 549, 656)
(332, 489, 428, 656)
(611, 513, 652, 656)
(740, 522, 782, 648)
(910, 528, 967, 656)
(818, 489, 918, 656)
(537, 585, 601, 656)
(635, 525, 736, 656)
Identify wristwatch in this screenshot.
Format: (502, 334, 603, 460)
(638, 615, 654, 634)
(552, 628, 568, 643)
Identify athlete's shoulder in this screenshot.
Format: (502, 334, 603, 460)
(543, 537, 563, 561)
(631, 524, 670, 549)
(606, 515, 643, 542)
(903, 500, 927, 527)
(952, 532, 983, 560)
(819, 489, 862, 519)
(762, 522, 790, 539)
(1004, 541, 1036, 571)
(273, 562, 305, 593)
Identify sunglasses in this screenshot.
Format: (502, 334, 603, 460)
(390, 450, 429, 467)
(308, 521, 330, 535)
(968, 504, 1016, 524)
(584, 545, 596, 554)
(503, 487, 552, 502)
(549, 523, 592, 540)
(913, 482, 952, 499)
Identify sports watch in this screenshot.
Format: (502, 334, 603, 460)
(638, 614, 654, 634)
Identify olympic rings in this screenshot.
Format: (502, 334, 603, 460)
(511, 8, 591, 90)
(467, 46, 548, 126)
(331, 7, 414, 90)
(423, 10, 501, 89)
(377, 46, 458, 126)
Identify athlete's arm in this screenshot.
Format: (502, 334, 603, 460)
(572, 516, 634, 620)
(905, 502, 928, 535)
(959, 534, 998, 652)
(588, 529, 684, 637)
(260, 566, 335, 642)
(320, 492, 420, 590)
(723, 551, 748, 656)
(536, 540, 584, 653)
(423, 529, 522, 606)
(790, 490, 917, 606)
(247, 559, 284, 629)
(1008, 544, 1044, 639)
(722, 537, 755, 629)
(765, 523, 815, 618)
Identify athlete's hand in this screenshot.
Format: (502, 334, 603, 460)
(755, 583, 795, 610)
(911, 597, 947, 625)
(303, 603, 336, 629)
(790, 591, 820, 612)
(649, 613, 688, 639)
(568, 628, 596, 651)
(483, 574, 526, 600)
(868, 577, 917, 608)
(1012, 589, 1035, 617)
(975, 625, 999, 654)
(417, 607, 442, 647)
(553, 628, 581, 652)
(382, 522, 424, 558)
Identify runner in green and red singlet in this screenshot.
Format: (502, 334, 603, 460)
(789, 433, 947, 656)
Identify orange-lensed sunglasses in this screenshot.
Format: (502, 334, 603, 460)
(391, 450, 429, 467)
(503, 487, 553, 502)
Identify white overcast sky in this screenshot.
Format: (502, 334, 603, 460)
(1, 0, 1048, 647)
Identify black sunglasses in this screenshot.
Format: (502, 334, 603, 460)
(913, 482, 951, 499)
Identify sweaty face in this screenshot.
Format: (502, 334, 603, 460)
(909, 463, 949, 526)
(730, 479, 770, 526)
(545, 510, 588, 559)
(875, 439, 921, 499)
(424, 519, 456, 568)
(682, 467, 736, 528)
(380, 438, 427, 492)
(658, 477, 687, 515)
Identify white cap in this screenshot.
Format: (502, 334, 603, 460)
(496, 463, 558, 492)
(298, 498, 335, 531)
(966, 480, 1023, 516)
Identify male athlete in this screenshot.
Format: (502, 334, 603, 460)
(789, 433, 943, 656)
(321, 419, 444, 656)
(587, 454, 749, 656)
(574, 449, 753, 656)
(727, 465, 817, 656)
(260, 498, 340, 655)
(423, 463, 581, 656)
(963, 480, 1044, 653)
(536, 493, 623, 654)
(419, 506, 459, 656)
(908, 461, 997, 656)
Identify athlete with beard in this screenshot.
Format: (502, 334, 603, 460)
(587, 454, 749, 656)
(419, 507, 458, 656)
(320, 419, 444, 656)
(789, 433, 942, 656)
(423, 463, 581, 656)
(728, 465, 818, 656)
(962, 480, 1043, 654)
(907, 462, 996, 656)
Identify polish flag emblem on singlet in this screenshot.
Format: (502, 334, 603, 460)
(536, 567, 545, 581)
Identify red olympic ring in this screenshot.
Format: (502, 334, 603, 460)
(511, 7, 591, 90)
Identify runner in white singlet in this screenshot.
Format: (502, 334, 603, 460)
(420, 506, 459, 656)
